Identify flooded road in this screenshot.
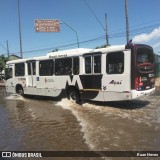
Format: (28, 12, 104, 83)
(0, 87, 160, 160)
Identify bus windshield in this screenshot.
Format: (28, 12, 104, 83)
(136, 47, 153, 65)
(5, 68, 13, 80)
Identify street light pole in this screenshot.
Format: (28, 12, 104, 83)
(18, 0, 23, 58)
(60, 21, 79, 48)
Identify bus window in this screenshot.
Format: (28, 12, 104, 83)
(85, 56, 92, 74)
(55, 58, 72, 75)
(15, 63, 25, 77)
(27, 62, 36, 75)
(73, 57, 79, 75)
(94, 55, 101, 73)
(137, 48, 153, 64)
(106, 52, 124, 74)
(39, 60, 54, 76)
(27, 63, 31, 75)
(32, 62, 36, 75)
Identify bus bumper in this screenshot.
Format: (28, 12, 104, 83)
(131, 87, 155, 99)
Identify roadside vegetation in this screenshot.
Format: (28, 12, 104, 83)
(0, 54, 8, 74)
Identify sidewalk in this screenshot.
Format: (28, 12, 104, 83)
(155, 78, 160, 87)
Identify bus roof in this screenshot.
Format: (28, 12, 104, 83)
(47, 45, 126, 57)
(6, 45, 126, 64)
(47, 48, 93, 57)
(95, 45, 125, 53)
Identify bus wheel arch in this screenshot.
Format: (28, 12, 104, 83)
(16, 84, 24, 96)
(66, 87, 80, 103)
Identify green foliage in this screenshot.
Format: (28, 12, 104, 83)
(0, 54, 9, 72)
(52, 48, 59, 52)
(95, 44, 106, 49)
(95, 44, 111, 49)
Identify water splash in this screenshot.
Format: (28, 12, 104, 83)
(5, 94, 25, 101)
(56, 97, 160, 151)
(56, 99, 97, 150)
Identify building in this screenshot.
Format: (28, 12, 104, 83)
(9, 54, 21, 61)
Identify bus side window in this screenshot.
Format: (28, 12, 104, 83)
(39, 60, 54, 76)
(106, 52, 124, 74)
(73, 57, 79, 75)
(55, 58, 72, 75)
(27, 63, 31, 75)
(27, 62, 36, 75)
(32, 62, 36, 75)
(55, 59, 64, 75)
(94, 55, 101, 73)
(15, 63, 25, 77)
(85, 56, 92, 74)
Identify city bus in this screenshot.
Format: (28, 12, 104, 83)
(5, 42, 155, 102)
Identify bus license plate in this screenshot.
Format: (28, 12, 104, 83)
(149, 74, 154, 77)
(146, 86, 150, 89)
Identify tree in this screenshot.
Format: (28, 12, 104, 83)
(52, 48, 59, 52)
(0, 54, 9, 73)
(95, 44, 111, 49)
(95, 44, 106, 49)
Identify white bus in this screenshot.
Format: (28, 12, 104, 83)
(5, 42, 155, 102)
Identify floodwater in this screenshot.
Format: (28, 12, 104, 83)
(0, 87, 160, 160)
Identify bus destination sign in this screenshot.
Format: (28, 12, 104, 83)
(35, 19, 60, 32)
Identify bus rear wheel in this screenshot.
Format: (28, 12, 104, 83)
(16, 86, 24, 96)
(67, 89, 80, 103)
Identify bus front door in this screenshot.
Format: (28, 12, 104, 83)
(102, 50, 131, 101)
(5, 64, 14, 93)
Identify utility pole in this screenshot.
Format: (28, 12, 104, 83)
(6, 40, 9, 58)
(125, 0, 129, 43)
(105, 13, 109, 47)
(18, 0, 23, 58)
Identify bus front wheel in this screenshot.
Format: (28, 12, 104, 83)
(16, 86, 24, 96)
(67, 89, 80, 103)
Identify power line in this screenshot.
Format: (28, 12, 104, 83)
(0, 43, 7, 52)
(82, 0, 106, 32)
(13, 35, 105, 55)
(12, 22, 160, 55)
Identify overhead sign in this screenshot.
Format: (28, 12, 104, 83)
(35, 19, 60, 32)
